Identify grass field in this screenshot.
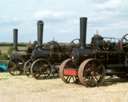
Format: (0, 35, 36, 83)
(0, 46, 26, 54)
(0, 46, 10, 54)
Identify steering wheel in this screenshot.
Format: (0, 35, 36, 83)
(47, 40, 62, 52)
(70, 38, 80, 46)
(121, 33, 128, 50)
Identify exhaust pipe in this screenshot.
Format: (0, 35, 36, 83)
(13, 28, 18, 51)
(80, 17, 87, 49)
(37, 20, 44, 46)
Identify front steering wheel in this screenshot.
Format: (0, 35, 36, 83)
(70, 38, 80, 47)
(121, 33, 128, 50)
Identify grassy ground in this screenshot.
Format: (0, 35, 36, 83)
(0, 46, 26, 54)
(0, 46, 10, 54)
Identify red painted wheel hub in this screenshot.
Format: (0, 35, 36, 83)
(64, 69, 78, 76)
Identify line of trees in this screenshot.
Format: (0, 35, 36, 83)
(0, 43, 28, 46)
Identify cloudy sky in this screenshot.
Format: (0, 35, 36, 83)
(0, 0, 127, 43)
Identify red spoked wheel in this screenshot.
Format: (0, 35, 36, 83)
(59, 58, 79, 83)
(78, 58, 105, 87)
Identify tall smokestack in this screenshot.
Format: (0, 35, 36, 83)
(13, 28, 18, 51)
(80, 17, 87, 49)
(37, 20, 44, 46)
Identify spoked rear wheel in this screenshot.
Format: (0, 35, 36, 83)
(24, 59, 32, 77)
(59, 58, 79, 83)
(78, 59, 105, 87)
(31, 59, 51, 79)
(8, 59, 24, 76)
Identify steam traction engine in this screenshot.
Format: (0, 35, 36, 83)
(59, 17, 128, 87)
(8, 29, 37, 75)
(24, 21, 78, 79)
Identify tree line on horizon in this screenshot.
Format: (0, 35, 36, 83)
(0, 42, 28, 46)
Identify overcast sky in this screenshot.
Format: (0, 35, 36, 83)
(0, 0, 127, 43)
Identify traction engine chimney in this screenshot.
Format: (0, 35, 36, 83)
(80, 17, 87, 49)
(13, 28, 18, 51)
(37, 20, 44, 46)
